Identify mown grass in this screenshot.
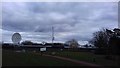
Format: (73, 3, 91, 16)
(2, 49, 119, 67)
(2, 50, 81, 66)
(44, 51, 119, 67)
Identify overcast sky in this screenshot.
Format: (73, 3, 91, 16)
(2, 2, 118, 45)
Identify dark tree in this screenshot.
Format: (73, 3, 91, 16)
(90, 28, 120, 56)
(89, 28, 111, 54)
(84, 44, 88, 48)
(109, 28, 120, 55)
(92, 29, 109, 47)
(21, 41, 34, 45)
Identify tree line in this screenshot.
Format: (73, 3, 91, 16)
(89, 28, 120, 56)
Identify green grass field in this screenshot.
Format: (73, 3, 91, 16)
(2, 50, 81, 66)
(44, 51, 119, 66)
(2, 49, 119, 67)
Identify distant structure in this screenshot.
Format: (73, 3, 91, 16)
(12, 33, 22, 45)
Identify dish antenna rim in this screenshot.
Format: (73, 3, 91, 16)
(12, 32, 22, 44)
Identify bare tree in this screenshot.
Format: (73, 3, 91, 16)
(65, 39, 79, 48)
(90, 28, 120, 55)
(89, 28, 111, 54)
(93, 29, 109, 47)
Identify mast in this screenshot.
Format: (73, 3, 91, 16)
(52, 26, 54, 45)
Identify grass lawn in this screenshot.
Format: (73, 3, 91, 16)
(44, 51, 119, 67)
(2, 50, 81, 66)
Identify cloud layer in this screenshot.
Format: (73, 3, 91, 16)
(2, 2, 118, 44)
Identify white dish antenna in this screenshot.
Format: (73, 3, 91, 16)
(12, 33, 22, 44)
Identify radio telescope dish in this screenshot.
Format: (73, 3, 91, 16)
(12, 33, 22, 44)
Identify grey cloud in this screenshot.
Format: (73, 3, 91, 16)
(2, 2, 118, 44)
(62, 34, 91, 41)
